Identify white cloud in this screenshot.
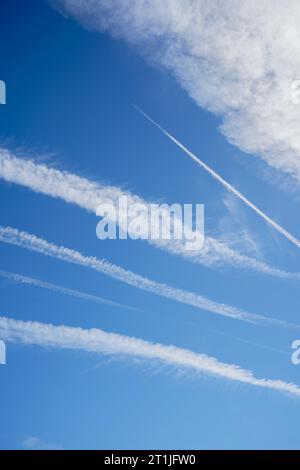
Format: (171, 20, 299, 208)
(22, 436, 63, 450)
(1, 315, 300, 397)
(0, 148, 297, 279)
(55, 0, 300, 183)
(0, 225, 288, 326)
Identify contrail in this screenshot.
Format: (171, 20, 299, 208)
(136, 107, 300, 250)
(0, 267, 288, 355)
(0, 148, 298, 279)
(0, 269, 139, 313)
(1, 315, 299, 397)
(0, 225, 288, 327)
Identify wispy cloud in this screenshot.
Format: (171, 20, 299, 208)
(218, 195, 264, 260)
(0, 148, 298, 280)
(1, 315, 299, 397)
(54, 0, 300, 184)
(22, 436, 63, 451)
(0, 269, 138, 312)
(0, 225, 294, 328)
(138, 108, 300, 250)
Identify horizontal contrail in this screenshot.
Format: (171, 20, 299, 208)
(137, 107, 300, 250)
(0, 148, 297, 279)
(0, 269, 138, 312)
(0, 225, 294, 329)
(0, 315, 299, 397)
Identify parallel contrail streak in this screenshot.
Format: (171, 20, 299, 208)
(0, 269, 138, 312)
(0, 315, 299, 397)
(0, 225, 295, 329)
(0, 147, 299, 279)
(137, 107, 300, 250)
(0, 268, 288, 355)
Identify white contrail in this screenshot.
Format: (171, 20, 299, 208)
(0, 225, 293, 328)
(0, 268, 287, 354)
(0, 315, 299, 397)
(0, 148, 297, 279)
(0, 269, 138, 312)
(137, 108, 300, 250)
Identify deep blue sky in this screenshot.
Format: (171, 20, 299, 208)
(0, 0, 300, 450)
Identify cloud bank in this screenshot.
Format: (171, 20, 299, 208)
(1, 315, 299, 397)
(55, 0, 300, 182)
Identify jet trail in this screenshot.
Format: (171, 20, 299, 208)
(0, 267, 289, 355)
(1, 315, 299, 397)
(0, 225, 296, 329)
(137, 107, 300, 250)
(0, 147, 299, 279)
(0, 269, 138, 312)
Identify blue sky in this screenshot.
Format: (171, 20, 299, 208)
(1, 0, 300, 450)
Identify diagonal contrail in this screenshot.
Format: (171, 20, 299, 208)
(136, 107, 300, 250)
(0, 225, 297, 330)
(0, 269, 139, 313)
(0, 265, 289, 355)
(1, 315, 299, 397)
(0, 147, 299, 279)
